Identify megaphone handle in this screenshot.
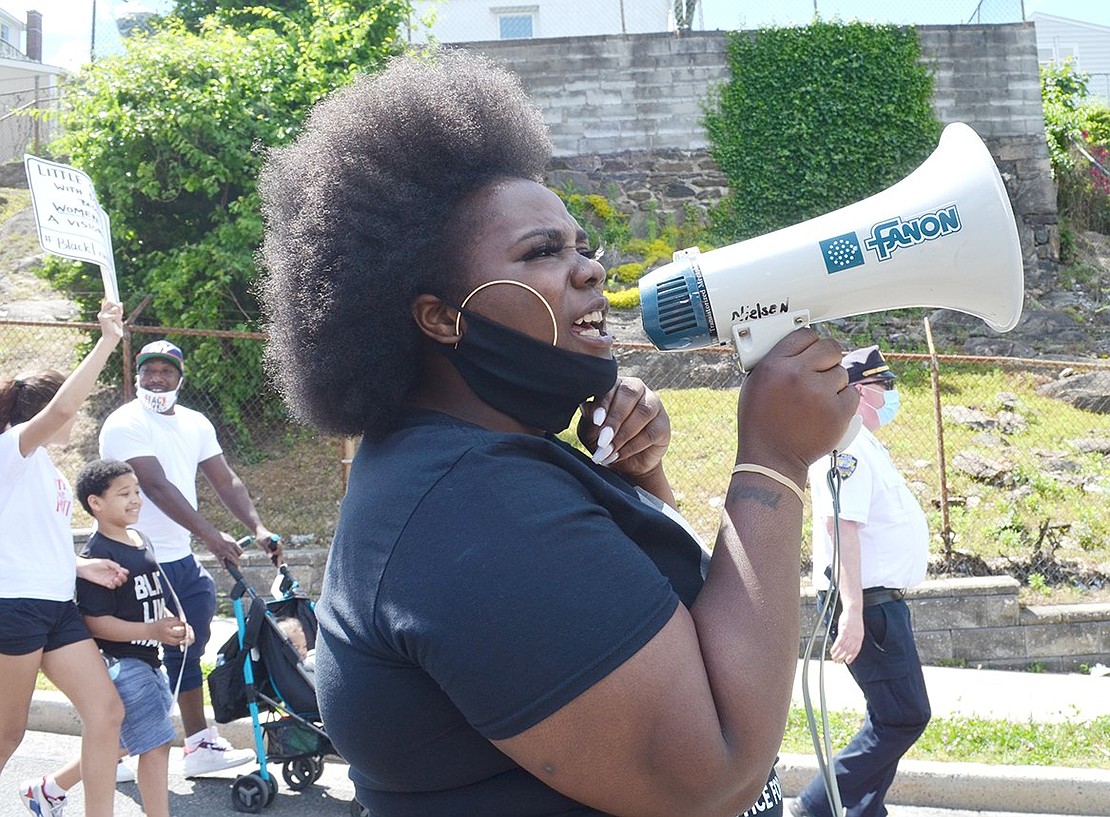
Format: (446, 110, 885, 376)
(731, 311, 811, 371)
(834, 415, 862, 454)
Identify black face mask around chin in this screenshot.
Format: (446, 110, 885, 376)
(436, 306, 618, 433)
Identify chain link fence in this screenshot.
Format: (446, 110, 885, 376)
(0, 84, 60, 164)
(0, 317, 346, 549)
(4, 315, 1108, 566)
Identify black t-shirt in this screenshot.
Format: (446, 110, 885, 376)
(319, 410, 776, 816)
(77, 530, 167, 668)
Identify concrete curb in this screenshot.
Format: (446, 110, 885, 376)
(777, 754, 1110, 817)
(31, 690, 1110, 815)
(29, 690, 256, 749)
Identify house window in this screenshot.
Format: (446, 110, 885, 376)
(1039, 42, 1077, 65)
(493, 6, 536, 39)
(0, 23, 11, 44)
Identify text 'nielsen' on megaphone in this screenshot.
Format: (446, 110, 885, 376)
(638, 121, 1025, 371)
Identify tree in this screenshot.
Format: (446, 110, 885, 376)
(45, 1, 409, 443)
(172, 0, 310, 31)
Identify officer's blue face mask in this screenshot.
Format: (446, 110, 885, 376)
(876, 388, 901, 426)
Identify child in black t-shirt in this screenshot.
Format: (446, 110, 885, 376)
(19, 460, 193, 817)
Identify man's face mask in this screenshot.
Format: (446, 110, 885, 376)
(861, 383, 900, 427)
(876, 388, 901, 426)
(436, 279, 617, 433)
(136, 381, 182, 414)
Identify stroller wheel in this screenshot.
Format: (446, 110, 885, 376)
(265, 773, 278, 806)
(283, 756, 319, 791)
(309, 754, 325, 784)
(231, 773, 268, 813)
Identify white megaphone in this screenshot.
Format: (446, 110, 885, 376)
(639, 122, 1025, 372)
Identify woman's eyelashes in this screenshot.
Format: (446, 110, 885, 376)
(523, 237, 601, 261)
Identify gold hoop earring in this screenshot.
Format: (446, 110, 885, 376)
(454, 279, 559, 347)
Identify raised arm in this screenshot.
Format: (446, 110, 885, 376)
(496, 329, 857, 817)
(19, 301, 123, 455)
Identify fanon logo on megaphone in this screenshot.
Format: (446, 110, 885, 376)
(819, 203, 964, 273)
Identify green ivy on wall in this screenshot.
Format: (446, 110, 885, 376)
(703, 19, 942, 243)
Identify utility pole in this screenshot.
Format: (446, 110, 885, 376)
(90, 0, 97, 61)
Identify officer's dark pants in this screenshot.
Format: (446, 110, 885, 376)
(799, 598, 931, 817)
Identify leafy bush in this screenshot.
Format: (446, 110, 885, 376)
(703, 20, 941, 242)
(555, 188, 631, 253)
(605, 288, 641, 309)
(1041, 60, 1092, 175)
(1041, 60, 1110, 233)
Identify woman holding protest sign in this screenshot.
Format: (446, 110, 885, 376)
(0, 300, 127, 817)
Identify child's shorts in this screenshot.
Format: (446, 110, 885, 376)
(114, 657, 176, 756)
(0, 598, 90, 656)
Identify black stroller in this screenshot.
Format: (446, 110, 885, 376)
(207, 557, 334, 813)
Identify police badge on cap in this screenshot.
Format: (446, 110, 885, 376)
(842, 345, 895, 385)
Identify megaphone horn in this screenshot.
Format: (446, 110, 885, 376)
(639, 121, 1025, 371)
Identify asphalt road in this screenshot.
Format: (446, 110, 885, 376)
(1, 730, 356, 816)
(1, 729, 1077, 817)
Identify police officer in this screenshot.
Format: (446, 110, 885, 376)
(792, 346, 931, 817)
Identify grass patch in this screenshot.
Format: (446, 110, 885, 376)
(784, 707, 1110, 769)
(556, 365, 1110, 576)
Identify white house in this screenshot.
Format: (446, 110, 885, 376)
(406, 0, 681, 43)
(0, 7, 66, 162)
(1031, 12, 1110, 101)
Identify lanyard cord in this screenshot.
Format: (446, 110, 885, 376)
(799, 453, 846, 817)
(143, 535, 189, 706)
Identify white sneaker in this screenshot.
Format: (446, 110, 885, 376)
(18, 777, 66, 817)
(182, 730, 255, 778)
(115, 759, 136, 783)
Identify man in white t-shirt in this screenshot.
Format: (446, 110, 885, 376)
(99, 341, 282, 778)
(792, 346, 931, 817)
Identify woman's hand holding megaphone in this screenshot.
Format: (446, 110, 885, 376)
(735, 328, 859, 483)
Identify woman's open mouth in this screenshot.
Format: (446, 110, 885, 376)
(572, 310, 608, 339)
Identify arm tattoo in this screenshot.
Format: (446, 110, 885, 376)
(729, 482, 782, 509)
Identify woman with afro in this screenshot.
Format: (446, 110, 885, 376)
(258, 49, 856, 817)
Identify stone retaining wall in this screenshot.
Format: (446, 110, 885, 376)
(464, 22, 1057, 283)
(801, 576, 1110, 673)
(205, 548, 1109, 673)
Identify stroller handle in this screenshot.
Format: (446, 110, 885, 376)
(225, 537, 302, 597)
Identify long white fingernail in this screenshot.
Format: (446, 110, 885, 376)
(601, 449, 620, 466)
(592, 444, 612, 464)
(597, 426, 614, 448)
(593, 407, 606, 426)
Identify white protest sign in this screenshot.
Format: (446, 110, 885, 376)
(24, 154, 119, 303)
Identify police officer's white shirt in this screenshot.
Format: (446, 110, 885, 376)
(99, 400, 222, 562)
(808, 425, 929, 592)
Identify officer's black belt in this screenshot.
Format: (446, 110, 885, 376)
(862, 586, 906, 606)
